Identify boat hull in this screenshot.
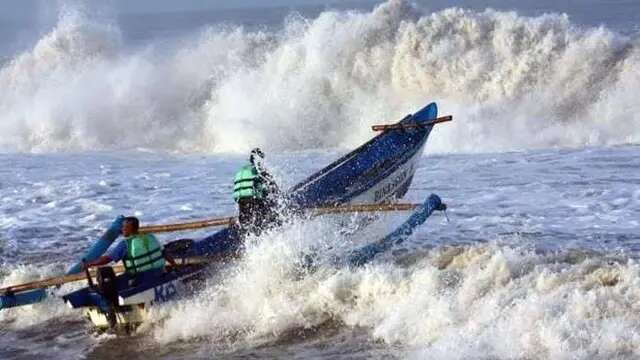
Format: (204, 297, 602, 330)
(348, 148, 419, 204)
(62, 102, 441, 330)
(64, 264, 207, 331)
(288, 102, 437, 208)
(190, 102, 439, 259)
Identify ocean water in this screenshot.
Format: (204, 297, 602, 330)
(1, 0, 640, 359)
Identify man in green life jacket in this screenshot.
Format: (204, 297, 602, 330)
(82, 217, 174, 282)
(233, 148, 281, 235)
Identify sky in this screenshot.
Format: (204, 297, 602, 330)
(0, 0, 638, 57)
(0, 0, 378, 18)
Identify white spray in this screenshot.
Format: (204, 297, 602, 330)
(0, 0, 638, 153)
(146, 220, 640, 359)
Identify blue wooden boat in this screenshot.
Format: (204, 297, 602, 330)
(188, 101, 440, 257)
(6, 102, 444, 330)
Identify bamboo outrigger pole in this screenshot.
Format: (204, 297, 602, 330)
(139, 217, 236, 234)
(137, 203, 422, 234)
(0, 258, 209, 295)
(1, 201, 433, 294)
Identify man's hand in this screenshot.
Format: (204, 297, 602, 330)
(81, 260, 91, 272)
(163, 250, 177, 267)
(80, 255, 111, 272)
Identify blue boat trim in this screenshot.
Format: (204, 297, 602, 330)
(0, 289, 47, 310)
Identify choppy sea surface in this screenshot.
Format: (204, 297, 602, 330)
(1, 0, 640, 359)
(2, 146, 640, 359)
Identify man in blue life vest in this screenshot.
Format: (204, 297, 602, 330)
(233, 148, 281, 235)
(82, 216, 174, 283)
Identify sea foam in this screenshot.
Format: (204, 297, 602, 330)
(148, 223, 640, 359)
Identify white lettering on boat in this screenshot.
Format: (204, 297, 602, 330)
(154, 282, 177, 303)
(374, 163, 413, 202)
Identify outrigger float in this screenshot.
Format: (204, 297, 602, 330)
(1, 102, 451, 331)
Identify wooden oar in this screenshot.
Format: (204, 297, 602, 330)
(0, 257, 209, 296)
(371, 115, 452, 131)
(139, 217, 235, 234)
(138, 203, 422, 234)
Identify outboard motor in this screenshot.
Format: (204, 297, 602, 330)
(96, 267, 118, 304)
(96, 266, 119, 328)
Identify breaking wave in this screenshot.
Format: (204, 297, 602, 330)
(5, 223, 640, 358)
(148, 227, 640, 359)
(1, 0, 639, 153)
(0, 263, 78, 328)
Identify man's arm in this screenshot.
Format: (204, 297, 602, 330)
(82, 255, 113, 270)
(259, 170, 280, 194)
(81, 240, 127, 270)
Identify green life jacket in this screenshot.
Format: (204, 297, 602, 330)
(123, 234, 165, 275)
(233, 164, 266, 202)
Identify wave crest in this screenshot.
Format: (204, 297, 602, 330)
(1, 1, 638, 153)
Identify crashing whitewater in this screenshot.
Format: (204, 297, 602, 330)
(0, 0, 639, 153)
(143, 230, 640, 359)
(4, 229, 640, 358)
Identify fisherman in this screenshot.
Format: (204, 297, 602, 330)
(82, 216, 174, 282)
(233, 148, 281, 235)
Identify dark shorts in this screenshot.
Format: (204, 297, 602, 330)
(237, 198, 281, 236)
